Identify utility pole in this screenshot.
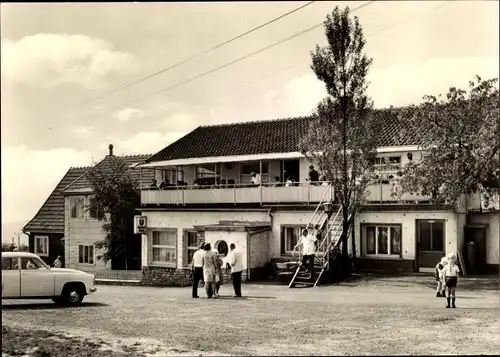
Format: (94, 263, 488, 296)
(14, 232, 22, 250)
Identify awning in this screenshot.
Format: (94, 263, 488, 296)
(138, 152, 304, 168)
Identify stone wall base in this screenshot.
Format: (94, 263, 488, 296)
(141, 266, 267, 286)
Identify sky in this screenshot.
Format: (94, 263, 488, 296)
(1, 1, 499, 241)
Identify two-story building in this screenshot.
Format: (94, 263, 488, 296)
(62, 146, 154, 273)
(24, 145, 154, 276)
(23, 167, 89, 267)
(136, 115, 499, 286)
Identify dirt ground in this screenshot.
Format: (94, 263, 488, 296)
(2, 274, 499, 356)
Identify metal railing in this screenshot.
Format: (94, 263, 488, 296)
(79, 269, 143, 281)
(141, 180, 334, 206)
(141, 180, 432, 206)
(290, 183, 333, 265)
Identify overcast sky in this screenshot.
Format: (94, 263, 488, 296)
(1, 1, 499, 239)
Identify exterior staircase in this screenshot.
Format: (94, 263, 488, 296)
(288, 190, 354, 288)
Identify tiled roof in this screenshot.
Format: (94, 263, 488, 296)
(146, 108, 423, 163)
(64, 154, 154, 193)
(23, 167, 89, 234)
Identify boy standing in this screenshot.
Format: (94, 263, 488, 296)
(443, 253, 460, 308)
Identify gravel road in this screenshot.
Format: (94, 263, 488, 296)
(2, 275, 499, 356)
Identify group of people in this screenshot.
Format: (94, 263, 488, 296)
(435, 252, 461, 308)
(191, 242, 243, 299)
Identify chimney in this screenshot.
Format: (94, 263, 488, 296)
(108, 144, 114, 156)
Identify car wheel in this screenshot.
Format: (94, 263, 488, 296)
(62, 284, 84, 305)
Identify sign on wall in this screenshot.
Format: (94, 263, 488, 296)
(134, 216, 147, 234)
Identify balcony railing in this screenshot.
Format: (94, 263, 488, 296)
(140, 181, 432, 206)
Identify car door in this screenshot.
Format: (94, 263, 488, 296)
(20, 257, 55, 297)
(2, 257, 21, 298)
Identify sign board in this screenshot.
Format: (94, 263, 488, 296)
(134, 216, 147, 234)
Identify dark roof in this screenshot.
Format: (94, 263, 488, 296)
(146, 109, 422, 163)
(23, 167, 89, 234)
(64, 154, 154, 193)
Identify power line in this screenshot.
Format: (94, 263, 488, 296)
(138, 0, 456, 113)
(204, 0, 457, 104)
(77, 1, 376, 123)
(78, 1, 316, 106)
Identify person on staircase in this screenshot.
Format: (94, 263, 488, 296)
(295, 229, 318, 280)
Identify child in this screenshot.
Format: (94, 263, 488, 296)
(435, 257, 448, 297)
(443, 253, 461, 308)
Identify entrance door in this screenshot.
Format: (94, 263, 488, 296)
(283, 159, 300, 182)
(416, 220, 445, 268)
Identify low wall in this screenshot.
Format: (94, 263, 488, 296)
(140, 266, 267, 286)
(355, 258, 415, 273)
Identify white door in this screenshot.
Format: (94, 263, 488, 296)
(1, 257, 21, 298)
(20, 257, 55, 297)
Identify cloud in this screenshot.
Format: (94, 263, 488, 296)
(113, 108, 144, 122)
(282, 75, 327, 116)
(1, 145, 93, 224)
(72, 126, 94, 138)
(367, 56, 499, 108)
(99, 131, 187, 156)
(264, 89, 277, 103)
(278, 56, 499, 112)
(1, 34, 139, 89)
(162, 112, 198, 131)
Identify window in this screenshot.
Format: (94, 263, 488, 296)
(88, 196, 105, 220)
(151, 229, 177, 265)
(281, 225, 306, 254)
(78, 245, 95, 264)
(34, 235, 49, 256)
(183, 230, 198, 266)
(2, 258, 17, 270)
(70, 196, 85, 219)
(20, 257, 46, 270)
(195, 164, 219, 179)
(370, 156, 402, 165)
(418, 220, 444, 252)
(241, 162, 269, 184)
(362, 224, 401, 257)
(158, 168, 184, 184)
(215, 240, 229, 257)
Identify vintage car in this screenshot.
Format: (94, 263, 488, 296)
(1, 251, 97, 305)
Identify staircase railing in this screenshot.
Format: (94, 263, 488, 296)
(315, 205, 343, 264)
(316, 205, 355, 271)
(291, 183, 332, 264)
(312, 215, 354, 287)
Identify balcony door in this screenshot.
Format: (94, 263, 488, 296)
(282, 159, 299, 182)
(416, 220, 445, 268)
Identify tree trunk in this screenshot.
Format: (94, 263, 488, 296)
(350, 216, 356, 271)
(342, 205, 349, 256)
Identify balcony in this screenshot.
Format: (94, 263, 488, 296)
(140, 181, 432, 206)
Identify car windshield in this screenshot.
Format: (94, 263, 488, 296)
(32, 257, 50, 270)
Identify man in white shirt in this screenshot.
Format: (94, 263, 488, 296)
(250, 172, 261, 186)
(227, 243, 244, 297)
(295, 229, 318, 279)
(191, 244, 206, 298)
